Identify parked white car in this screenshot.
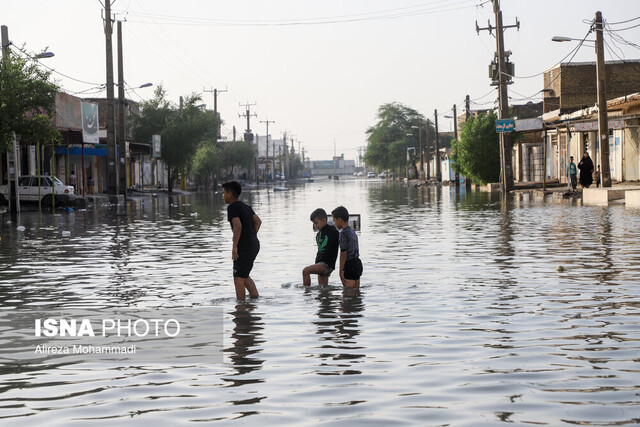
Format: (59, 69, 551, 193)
(0, 176, 75, 206)
(367, 172, 376, 178)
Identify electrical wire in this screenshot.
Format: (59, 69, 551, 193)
(115, 0, 488, 27)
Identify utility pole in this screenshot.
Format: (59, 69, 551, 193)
(477, 0, 519, 192)
(424, 119, 431, 180)
(453, 104, 460, 188)
(434, 109, 441, 182)
(465, 95, 471, 120)
(238, 102, 257, 143)
(204, 87, 227, 143)
(117, 20, 126, 197)
(261, 119, 275, 184)
(2, 26, 18, 215)
(595, 11, 611, 187)
(104, 0, 117, 195)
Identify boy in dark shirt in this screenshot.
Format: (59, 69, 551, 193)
(303, 208, 339, 286)
(332, 206, 363, 288)
(222, 181, 262, 300)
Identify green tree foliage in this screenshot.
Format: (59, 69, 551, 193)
(364, 102, 432, 175)
(222, 140, 255, 177)
(192, 141, 222, 190)
(132, 86, 218, 191)
(0, 50, 60, 151)
(451, 111, 500, 185)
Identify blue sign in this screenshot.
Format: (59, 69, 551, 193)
(495, 119, 515, 133)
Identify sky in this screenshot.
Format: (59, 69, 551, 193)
(4, 0, 640, 162)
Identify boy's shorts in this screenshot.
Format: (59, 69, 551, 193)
(318, 262, 334, 277)
(233, 245, 260, 278)
(343, 257, 363, 280)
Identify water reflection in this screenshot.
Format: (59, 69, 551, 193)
(223, 302, 265, 386)
(309, 287, 365, 375)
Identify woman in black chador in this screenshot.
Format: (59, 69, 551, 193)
(578, 152, 594, 188)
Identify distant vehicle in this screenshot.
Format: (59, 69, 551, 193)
(367, 172, 376, 178)
(0, 175, 75, 206)
(356, 171, 363, 176)
(276, 173, 286, 180)
(378, 171, 388, 178)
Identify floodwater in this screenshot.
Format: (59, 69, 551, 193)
(0, 178, 639, 426)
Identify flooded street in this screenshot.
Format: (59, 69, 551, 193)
(1, 178, 639, 425)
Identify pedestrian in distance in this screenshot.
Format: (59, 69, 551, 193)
(222, 180, 262, 300)
(578, 152, 594, 188)
(331, 206, 363, 288)
(566, 156, 577, 191)
(69, 170, 77, 193)
(596, 165, 601, 188)
(303, 208, 339, 286)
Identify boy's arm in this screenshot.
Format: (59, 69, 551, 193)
(253, 214, 262, 233)
(339, 250, 346, 285)
(231, 217, 242, 260)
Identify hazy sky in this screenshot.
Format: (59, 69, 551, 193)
(5, 0, 640, 161)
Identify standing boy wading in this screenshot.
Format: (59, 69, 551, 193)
(332, 206, 363, 288)
(303, 208, 339, 286)
(222, 181, 262, 300)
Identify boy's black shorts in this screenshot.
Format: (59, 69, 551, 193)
(343, 257, 363, 280)
(233, 244, 260, 278)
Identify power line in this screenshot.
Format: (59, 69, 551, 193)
(116, 0, 489, 27)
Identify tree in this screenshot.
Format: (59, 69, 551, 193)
(451, 111, 500, 185)
(364, 102, 432, 176)
(132, 86, 218, 192)
(0, 49, 60, 152)
(222, 140, 255, 178)
(192, 141, 222, 190)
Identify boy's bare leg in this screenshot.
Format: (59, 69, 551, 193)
(234, 277, 247, 300)
(318, 275, 329, 286)
(245, 277, 259, 298)
(303, 263, 326, 286)
(342, 278, 359, 288)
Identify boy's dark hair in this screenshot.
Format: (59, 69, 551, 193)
(310, 208, 327, 221)
(331, 206, 349, 222)
(222, 181, 242, 198)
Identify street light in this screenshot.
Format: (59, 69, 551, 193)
(36, 51, 55, 59)
(405, 132, 415, 182)
(411, 124, 424, 181)
(552, 11, 611, 187)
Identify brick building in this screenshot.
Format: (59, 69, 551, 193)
(543, 60, 640, 114)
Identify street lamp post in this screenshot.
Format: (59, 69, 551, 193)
(445, 105, 459, 188)
(411, 123, 424, 181)
(552, 11, 610, 187)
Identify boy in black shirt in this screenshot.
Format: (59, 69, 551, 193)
(222, 181, 262, 300)
(303, 208, 339, 286)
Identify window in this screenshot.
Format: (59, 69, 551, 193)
(18, 177, 31, 186)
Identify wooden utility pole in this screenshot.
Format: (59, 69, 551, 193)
(453, 104, 460, 188)
(477, 0, 519, 192)
(434, 109, 441, 182)
(465, 95, 470, 120)
(104, 0, 117, 195)
(204, 87, 227, 143)
(117, 20, 126, 196)
(425, 119, 431, 180)
(239, 102, 257, 142)
(595, 11, 611, 187)
(261, 119, 275, 184)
